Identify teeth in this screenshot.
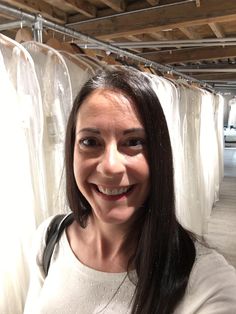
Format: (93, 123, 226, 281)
(97, 186, 130, 196)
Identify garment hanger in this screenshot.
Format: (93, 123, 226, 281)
(15, 27, 33, 43)
(164, 72, 180, 89)
(46, 37, 63, 50)
(101, 54, 121, 66)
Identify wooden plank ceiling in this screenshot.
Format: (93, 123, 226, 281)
(1, 0, 236, 87)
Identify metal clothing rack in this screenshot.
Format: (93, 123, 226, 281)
(0, 2, 215, 92)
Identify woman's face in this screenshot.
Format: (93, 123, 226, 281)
(73, 88, 150, 226)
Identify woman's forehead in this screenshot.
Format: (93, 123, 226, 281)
(75, 89, 144, 130)
(79, 89, 139, 116)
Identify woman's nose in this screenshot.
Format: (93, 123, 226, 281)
(96, 144, 125, 176)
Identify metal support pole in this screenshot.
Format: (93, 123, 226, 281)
(33, 14, 43, 43)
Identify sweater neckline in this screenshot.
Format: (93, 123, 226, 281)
(59, 230, 136, 282)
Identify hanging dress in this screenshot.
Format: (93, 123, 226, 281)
(0, 34, 44, 314)
(23, 41, 73, 217)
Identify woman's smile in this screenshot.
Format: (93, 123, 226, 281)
(92, 184, 135, 201)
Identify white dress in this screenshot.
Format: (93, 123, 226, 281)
(0, 34, 44, 314)
(147, 74, 223, 235)
(23, 41, 73, 217)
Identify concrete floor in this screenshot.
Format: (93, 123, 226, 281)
(204, 148, 236, 268)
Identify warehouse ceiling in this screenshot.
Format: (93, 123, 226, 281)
(1, 0, 236, 89)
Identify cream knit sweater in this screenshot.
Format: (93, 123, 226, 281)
(24, 217, 236, 314)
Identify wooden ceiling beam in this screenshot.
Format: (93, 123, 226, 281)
(146, 0, 160, 5)
(126, 35, 142, 41)
(0, 0, 66, 24)
(179, 27, 201, 39)
(100, 0, 126, 12)
(64, 0, 96, 18)
(208, 22, 224, 38)
(68, 1, 149, 24)
(148, 32, 168, 40)
(141, 46, 236, 64)
(73, 0, 236, 39)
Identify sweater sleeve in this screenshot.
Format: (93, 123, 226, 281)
(176, 246, 236, 314)
(23, 216, 54, 314)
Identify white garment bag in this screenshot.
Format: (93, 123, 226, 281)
(0, 34, 44, 314)
(147, 73, 224, 235)
(228, 97, 236, 128)
(199, 90, 220, 224)
(23, 41, 73, 217)
(147, 75, 196, 232)
(59, 51, 94, 101)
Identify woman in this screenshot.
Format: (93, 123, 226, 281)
(24, 67, 236, 314)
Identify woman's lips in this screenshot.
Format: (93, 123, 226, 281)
(92, 184, 135, 201)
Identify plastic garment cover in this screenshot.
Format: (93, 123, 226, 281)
(147, 73, 223, 235)
(23, 41, 73, 217)
(178, 84, 204, 234)
(149, 75, 203, 234)
(228, 97, 236, 128)
(199, 91, 219, 223)
(146, 75, 189, 230)
(0, 34, 44, 314)
(215, 95, 225, 193)
(59, 51, 93, 101)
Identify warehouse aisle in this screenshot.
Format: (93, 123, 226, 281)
(204, 148, 236, 268)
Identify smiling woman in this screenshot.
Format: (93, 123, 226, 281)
(73, 88, 149, 226)
(24, 67, 236, 314)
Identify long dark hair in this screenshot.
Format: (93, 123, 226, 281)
(65, 67, 196, 314)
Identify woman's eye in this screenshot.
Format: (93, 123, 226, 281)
(125, 138, 145, 148)
(79, 138, 100, 148)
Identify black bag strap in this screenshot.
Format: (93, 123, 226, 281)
(42, 212, 74, 276)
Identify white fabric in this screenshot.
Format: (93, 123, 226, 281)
(24, 217, 236, 314)
(0, 34, 44, 314)
(225, 127, 236, 142)
(147, 74, 224, 235)
(23, 41, 73, 217)
(215, 95, 225, 186)
(0, 36, 94, 313)
(199, 90, 219, 222)
(228, 97, 236, 128)
(59, 51, 93, 101)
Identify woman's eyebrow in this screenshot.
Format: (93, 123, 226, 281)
(77, 128, 100, 135)
(76, 127, 144, 135)
(123, 128, 145, 135)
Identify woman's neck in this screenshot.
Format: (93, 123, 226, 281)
(67, 216, 135, 272)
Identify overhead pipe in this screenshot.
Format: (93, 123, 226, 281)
(66, 0, 198, 26)
(78, 41, 236, 49)
(0, 20, 29, 31)
(175, 69, 236, 73)
(214, 84, 236, 89)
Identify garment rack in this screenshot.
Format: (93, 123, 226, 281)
(0, 2, 215, 92)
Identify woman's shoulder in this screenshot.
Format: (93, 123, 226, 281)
(31, 216, 56, 257)
(35, 216, 56, 241)
(175, 241, 236, 313)
(194, 241, 234, 268)
(182, 241, 236, 312)
(190, 241, 236, 287)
